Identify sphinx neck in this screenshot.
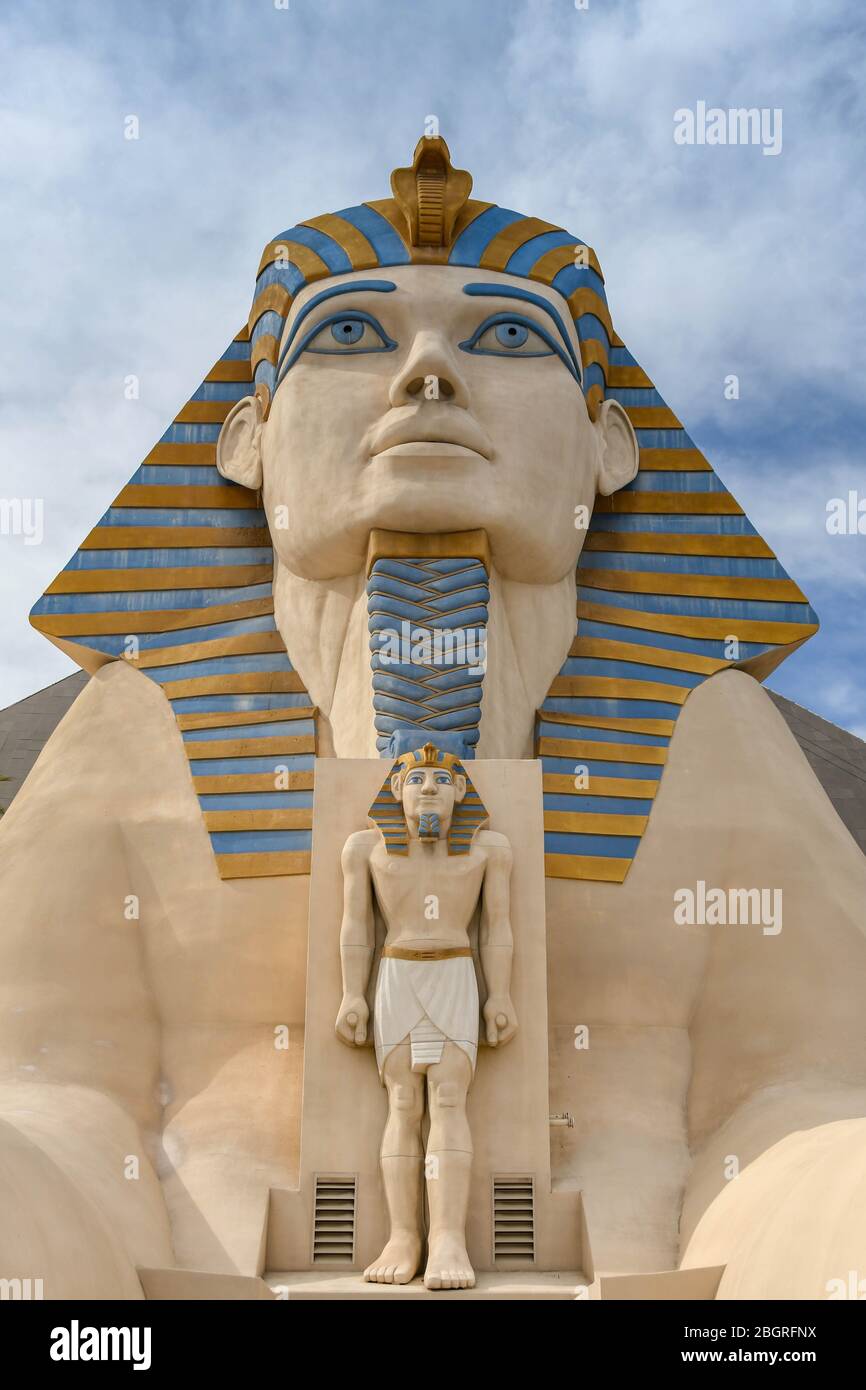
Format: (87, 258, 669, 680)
(272, 555, 576, 759)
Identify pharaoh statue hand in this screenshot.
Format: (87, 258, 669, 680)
(335, 995, 369, 1046)
(483, 995, 519, 1047)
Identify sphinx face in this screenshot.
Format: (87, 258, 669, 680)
(259, 265, 608, 585)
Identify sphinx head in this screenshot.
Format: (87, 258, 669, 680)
(216, 137, 638, 586)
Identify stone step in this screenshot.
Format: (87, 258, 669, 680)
(599, 1265, 725, 1300)
(138, 1268, 273, 1300)
(139, 1262, 723, 1301)
(263, 1269, 593, 1300)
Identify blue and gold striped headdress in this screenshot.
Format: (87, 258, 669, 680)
(249, 135, 609, 420)
(368, 742, 489, 856)
(29, 134, 818, 885)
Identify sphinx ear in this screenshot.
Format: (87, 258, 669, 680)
(452, 773, 467, 804)
(594, 397, 639, 497)
(217, 394, 264, 491)
(390, 772, 403, 802)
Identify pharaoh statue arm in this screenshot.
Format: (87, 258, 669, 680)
(479, 835, 518, 1047)
(335, 832, 376, 1046)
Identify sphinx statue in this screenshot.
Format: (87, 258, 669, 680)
(1, 135, 864, 1300)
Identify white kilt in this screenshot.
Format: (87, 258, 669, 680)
(373, 955, 479, 1077)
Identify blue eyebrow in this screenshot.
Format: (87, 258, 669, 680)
(274, 279, 397, 383)
(462, 283, 582, 384)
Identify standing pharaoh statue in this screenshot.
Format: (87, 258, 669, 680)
(336, 743, 516, 1289)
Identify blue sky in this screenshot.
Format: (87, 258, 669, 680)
(1, 0, 864, 734)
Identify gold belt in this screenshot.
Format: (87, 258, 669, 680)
(382, 945, 472, 962)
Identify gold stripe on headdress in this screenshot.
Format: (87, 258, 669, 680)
(301, 214, 379, 270)
(478, 217, 562, 272)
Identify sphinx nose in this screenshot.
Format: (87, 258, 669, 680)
(388, 329, 471, 409)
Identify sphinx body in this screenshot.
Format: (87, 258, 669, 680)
(2, 138, 865, 1299)
(3, 660, 865, 1297)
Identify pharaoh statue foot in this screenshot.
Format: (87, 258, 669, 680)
(423, 1232, 476, 1290)
(363, 1232, 422, 1284)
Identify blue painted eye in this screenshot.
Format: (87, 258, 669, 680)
(331, 318, 365, 345)
(462, 313, 555, 360)
(495, 322, 529, 349)
(300, 310, 396, 357)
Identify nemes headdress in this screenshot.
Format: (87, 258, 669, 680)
(396, 742, 464, 774)
(248, 136, 609, 421)
(29, 135, 818, 885)
(368, 742, 489, 855)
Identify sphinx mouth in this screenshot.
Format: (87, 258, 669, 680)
(368, 407, 493, 461)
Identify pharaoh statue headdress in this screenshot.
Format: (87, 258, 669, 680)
(367, 741, 488, 855)
(30, 136, 818, 884)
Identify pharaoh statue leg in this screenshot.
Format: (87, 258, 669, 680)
(424, 1043, 475, 1290)
(364, 1045, 424, 1284)
(365, 1039, 476, 1289)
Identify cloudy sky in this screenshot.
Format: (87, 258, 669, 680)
(1, 0, 864, 735)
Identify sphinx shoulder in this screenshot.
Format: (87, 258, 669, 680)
(61, 658, 181, 738)
(681, 665, 779, 720)
(671, 668, 808, 780)
(13, 659, 197, 818)
(654, 667, 848, 850)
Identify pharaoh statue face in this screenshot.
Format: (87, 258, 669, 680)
(217, 264, 639, 586)
(392, 764, 467, 831)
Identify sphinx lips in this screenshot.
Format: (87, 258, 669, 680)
(368, 407, 493, 460)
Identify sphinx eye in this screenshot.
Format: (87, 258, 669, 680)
(495, 322, 529, 347)
(461, 313, 555, 358)
(304, 311, 395, 355)
(331, 318, 365, 345)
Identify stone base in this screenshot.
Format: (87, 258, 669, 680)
(138, 1263, 724, 1301)
(265, 1269, 592, 1300)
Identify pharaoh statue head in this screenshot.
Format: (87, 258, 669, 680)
(369, 742, 488, 853)
(390, 743, 468, 841)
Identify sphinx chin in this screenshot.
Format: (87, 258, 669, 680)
(273, 484, 580, 587)
(363, 468, 491, 535)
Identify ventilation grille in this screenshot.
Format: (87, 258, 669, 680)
(312, 1175, 357, 1264)
(492, 1175, 535, 1263)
